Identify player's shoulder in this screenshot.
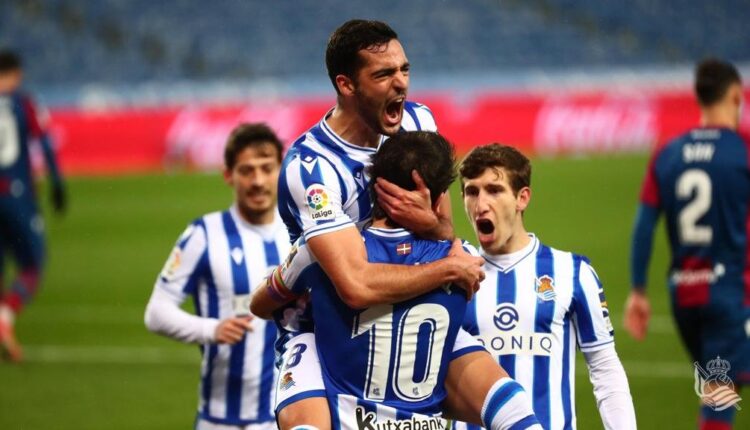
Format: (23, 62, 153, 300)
(539, 241, 594, 271)
(401, 100, 437, 132)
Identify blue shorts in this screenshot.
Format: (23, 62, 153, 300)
(671, 292, 750, 385)
(0, 196, 45, 272)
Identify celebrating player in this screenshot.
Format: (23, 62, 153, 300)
(257, 19, 533, 429)
(0, 49, 66, 362)
(257, 132, 540, 429)
(144, 123, 289, 430)
(625, 58, 748, 429)
(453, 144, 636, 430)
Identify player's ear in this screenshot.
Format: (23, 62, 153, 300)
(516, 187, 531, 212)
(432, 191, 446, 213)
(222, 166, 233, 186)
(336, 74, 356, 96)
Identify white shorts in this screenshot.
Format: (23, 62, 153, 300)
(274, 333, 327, 413)
(195, 418, 276, 430)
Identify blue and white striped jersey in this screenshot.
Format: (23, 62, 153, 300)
(155, 206, 290, 426)
(457, 235, 615, 430)
(278, 101, 437, 243)
(276, 227, 484, 429)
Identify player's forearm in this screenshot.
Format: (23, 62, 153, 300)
(250, 274, 296, 320)
(39, 134, 63, 184)
(333, 259, 460, 309)
(584, 348, 637, 430)
(630, 204, 659, 290)
(144, 289, 218, 344)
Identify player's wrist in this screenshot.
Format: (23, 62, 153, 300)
(630, 285, 647, 295)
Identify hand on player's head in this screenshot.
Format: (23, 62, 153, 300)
(374, 170, 438, 234)
(215, 316, 254, 344)
(447, 239, 485, 300)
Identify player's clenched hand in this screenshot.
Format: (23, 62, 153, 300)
(214, 316, 254, 344)
(375, 170, 439, 235)
(447, 239, 485, 300)
(623, 290, 650, 341)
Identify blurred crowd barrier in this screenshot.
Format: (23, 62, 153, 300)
(47, 87, 750, 175)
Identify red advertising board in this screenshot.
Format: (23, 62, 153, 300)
(49, 88, 750, 175)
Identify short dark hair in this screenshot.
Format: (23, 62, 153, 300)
(695, 58, 742, 107)
(0, 49, 21, 74)
(325, 19, 398, 94)
(224, 123, 283, 169)
(369, 131, 457, 223)
(459, 143, 531, 195)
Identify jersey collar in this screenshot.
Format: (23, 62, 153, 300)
(481, 233, 539, 273)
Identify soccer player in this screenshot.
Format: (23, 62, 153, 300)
(258, 131, 540, 429)
(144, 123, 289, 430)
(625, 58, 748, 429)
(260, 19, 525, 429)
(454, 144, 636, 429)
(0, 49, 66, 362)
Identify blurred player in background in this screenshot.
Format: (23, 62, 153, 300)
(144, 123, 289, 430)
(0, 49, 66, 362)
(453, 144, 635, 430)
(626, 59, 748, 429)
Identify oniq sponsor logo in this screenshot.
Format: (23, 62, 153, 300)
(694, 356, 742, 411)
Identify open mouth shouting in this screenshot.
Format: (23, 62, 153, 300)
(383, 96, 405, 128)
(475, 218, 496, 246)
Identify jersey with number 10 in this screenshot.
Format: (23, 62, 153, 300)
(640, 127, 750, 307)
(300, 227, 480, 429)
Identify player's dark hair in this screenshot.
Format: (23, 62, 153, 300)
(459, 143, 531, 196)
(0, 49, 21, 73)
(224, 123, 283, 169)
(326, 19, 398, 94)
(369, 131, 456, 224)
(695, 58, 742, 107)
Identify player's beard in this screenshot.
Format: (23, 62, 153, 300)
(353, 88, 403, 137)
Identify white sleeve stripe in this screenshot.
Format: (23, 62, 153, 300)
(303, 220, 355, 240)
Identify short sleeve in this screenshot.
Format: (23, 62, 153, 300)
(155, 220, 208, 299)
(280, 151, 355, 240)
(571, 257, 615, 352)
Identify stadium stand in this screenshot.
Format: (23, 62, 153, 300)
(1, 0, 748, 92)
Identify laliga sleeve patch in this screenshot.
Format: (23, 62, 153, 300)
(305, 184, 335, 221)
(160, 247, 182, 281)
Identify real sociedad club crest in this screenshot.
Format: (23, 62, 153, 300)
(535, 275, 556, 301)
(694, 356, 742, 411)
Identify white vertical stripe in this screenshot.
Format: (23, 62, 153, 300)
(376, 401, 398, 423)
(549, 250, 574, 429)
(513, 252, 537, 391)
(337, 394, 360, 430)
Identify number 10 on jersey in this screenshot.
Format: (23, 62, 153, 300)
(352, 303, 450, 402)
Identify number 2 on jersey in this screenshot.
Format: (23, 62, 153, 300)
(676, 169, 713, 245)
(352, 303, 450, 402)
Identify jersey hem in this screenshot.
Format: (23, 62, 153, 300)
(275, 389, 327, 414)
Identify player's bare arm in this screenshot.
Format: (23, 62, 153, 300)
(307, 225, 483, 309)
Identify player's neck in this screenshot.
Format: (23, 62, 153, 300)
(701, 105, 738, 130)
(326, 105, 381, 149)
(370, 217, 402, 230)
(496, 227, 531, 255)
(235, 205, 275, 226)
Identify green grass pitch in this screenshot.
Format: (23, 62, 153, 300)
(0, 154, 746, 429)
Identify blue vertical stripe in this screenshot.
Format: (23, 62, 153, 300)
(201, 259, 220, 417)
(572, 256, 597, 343)
(463, 297, 479, 336)
(497, 271, 516, 376)
(533, 245, 555, 430)
(404, 102, 422, 130)
(561, 311, 573, 429)
(222, 211, 249, 420)
(257, 240, 281, 421)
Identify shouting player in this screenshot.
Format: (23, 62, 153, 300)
(626, 58, 748, 429)
(257, 19, 531, 429)
(145, 123, 289, 430)
(0, 49, 66, 362)
(452, 144, 636, 429)
(256, 132, 540, 429)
